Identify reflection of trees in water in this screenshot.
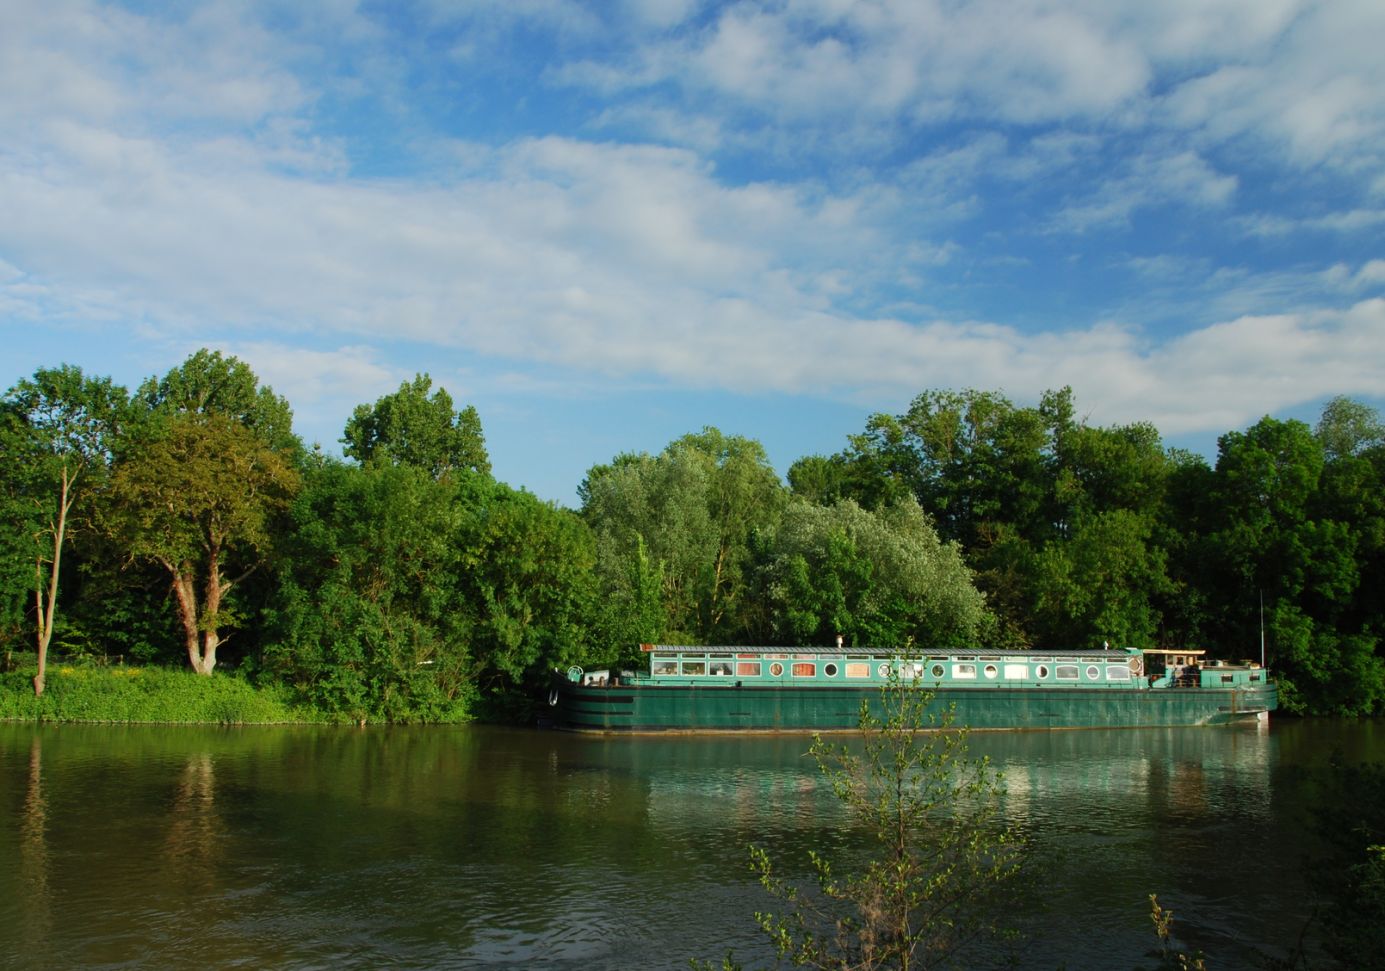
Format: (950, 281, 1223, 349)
(164, 752, 220, 891)
(20, 735, 51, 950)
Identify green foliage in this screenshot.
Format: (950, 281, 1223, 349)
(0, 665, 319, 724)
(1316, 395, 1385, 461)
(264, 462, 594, 722)
(263, 460, 477, 722)
(582, 427, 786, 644)
(1202, 414, 1385, 713)
(1030, 509, 1172, 649)
(135, 348, 300, 455)
(1, 365, 131, 693)
(710, 675, 1026, 970)
(763, 498, 990, 649)
(454, 480, 596, 694)
(342, 373, 491, 478)
(103, 412, 301, 673)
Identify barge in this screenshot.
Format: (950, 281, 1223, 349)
(547, 644, 1276, 733)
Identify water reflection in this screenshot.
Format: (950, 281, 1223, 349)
(163, 752, 221, 892)
(0, 721, 1371, 970)
(18, 735, 51, 953)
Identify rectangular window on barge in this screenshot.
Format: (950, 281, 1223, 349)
(1003, 663, 1028, 680)
(792, 662, 816, 677)
(682, 660, 707, 675)
(1105, 666, 1132, 681)
(652, 659, 677, 675)
(845, 662, 870, 678)
(709, 661, 733, 676)
(1055, 664, 1080, 681)
(952, 663, 977, 679)
(737, 661, 761, 677)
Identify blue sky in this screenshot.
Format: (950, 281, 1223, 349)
(3, 0, 1383, 505)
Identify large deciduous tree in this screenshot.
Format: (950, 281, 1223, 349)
(763, 497, 990, 649)
(342, 374, 490, 478)
(105, 351, 301, 675)
(1202, 415, 1385, 713)
(582, 427, 786, 646)
(137, 348, 298, 454)
(105, 413, 299, 675)
(454, 479, 596, 694)
(265, 460, 596, 721)
(264, 459, 476, 721)
(1, 366, 128, 695)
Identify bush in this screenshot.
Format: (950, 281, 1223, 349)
(0, 665, 327, 724)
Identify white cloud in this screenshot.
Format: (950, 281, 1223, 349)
(1051, 148, 1237, 232)
(1354, 261, 1385, 289)
(2, 0, 1381, 473)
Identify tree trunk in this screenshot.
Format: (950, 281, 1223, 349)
(32, 469, 72, 698)
(165, 551, 228, 676)
(168, 566, 214, 675)
(199, 546, 225, 675)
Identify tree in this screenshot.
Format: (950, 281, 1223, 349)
(103, 413, 299, 675)
(342, 374, 490, 478)
(1, 366, 128, 695)
(762, 498, 990, 649)
(582, 428, 786, 644)
(1029, 509, 1172, 649)
(264, 460, 476, 721)
(1316, 396, 1385, 461)
(582, 449, 715, 642)
(136, 348, 298, 455)
(814, 388, 1182, 650)
(704, 676, 1026, 970)
(672, 428, 787, 638)
(1200, 415, 1385, 713)
(454, 479, 596, 698)
(265, 461, 597, 721)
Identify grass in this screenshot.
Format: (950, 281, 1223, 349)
(0, 664, 331, 724)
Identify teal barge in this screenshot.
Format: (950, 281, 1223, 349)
(547, 645, 1276, 733)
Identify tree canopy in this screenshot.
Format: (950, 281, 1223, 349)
(342, 373, 490, 478)
(1, 365, 129, 694)
(3, 351, 1384, 720)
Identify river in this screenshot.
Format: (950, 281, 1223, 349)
(2, 719, 1379, 970)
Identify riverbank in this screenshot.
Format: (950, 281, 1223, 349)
(0, 666, 330, 724)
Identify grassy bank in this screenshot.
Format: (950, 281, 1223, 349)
(0, 665, 330, 724)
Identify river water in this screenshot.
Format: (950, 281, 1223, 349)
(1, 719, 1379, 970)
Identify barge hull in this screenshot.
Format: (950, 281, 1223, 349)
(552, 682, 1278, 733)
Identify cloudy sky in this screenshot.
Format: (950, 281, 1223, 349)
(3, 0, 1383, 503)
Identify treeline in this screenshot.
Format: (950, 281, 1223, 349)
(3, 352, 1383, 720)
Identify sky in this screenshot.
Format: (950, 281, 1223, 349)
(3, 0, 1383, 505)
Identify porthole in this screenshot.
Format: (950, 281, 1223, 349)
(984, 664, 998, 679)
(824, 662, 839, 677)
(1085, 665, 1100, 680)
(1036, 664, 1050, 679)
(769, 662, 784, 677)
(930, 663, 945, 679)
(878, 663, 890, 678)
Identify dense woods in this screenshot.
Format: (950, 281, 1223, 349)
(4, 351, 1383, 720)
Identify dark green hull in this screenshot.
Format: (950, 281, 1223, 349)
(550, 681, 1278, 732)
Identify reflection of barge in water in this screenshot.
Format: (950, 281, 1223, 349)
(548, 645, 1276, 733)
